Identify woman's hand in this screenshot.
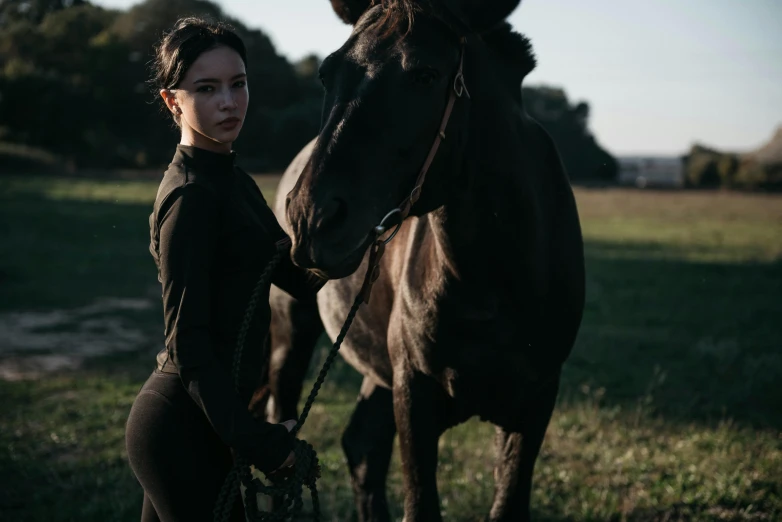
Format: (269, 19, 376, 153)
(270, 419, 321, 483)
(274, 420, 298, 471)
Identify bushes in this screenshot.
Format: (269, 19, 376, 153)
(523, 86, 618, 182)
(685, 145, 722, 188)
(685, 132, 782, 191)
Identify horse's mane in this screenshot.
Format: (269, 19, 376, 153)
(481, 22, 536, 81)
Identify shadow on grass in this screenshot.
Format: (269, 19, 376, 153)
(0, 449, 141, 522)
(0, 192, 157, 311)
(564, 240, 782, 430)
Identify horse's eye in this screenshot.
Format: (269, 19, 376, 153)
(412, 68, 439, 86)
(318, 54, 337, 89)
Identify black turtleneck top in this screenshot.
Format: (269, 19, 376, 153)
(147, 144, 324, 473)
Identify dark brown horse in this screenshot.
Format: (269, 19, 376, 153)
(266, 1, 585, 520)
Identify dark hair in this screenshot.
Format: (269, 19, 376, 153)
(150, 17, 247, 122)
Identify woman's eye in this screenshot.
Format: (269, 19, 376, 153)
(233, 80, 246, 88)
(196, 85, 214, 93)
(413, 68, 438, 86)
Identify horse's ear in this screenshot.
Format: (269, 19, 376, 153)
(443, 0, 521, 33)
(330, 0, 373, 25)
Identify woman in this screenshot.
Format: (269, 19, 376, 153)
(125, 17, 325, 522)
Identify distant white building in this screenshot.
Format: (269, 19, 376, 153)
(617, 156, 685, 188)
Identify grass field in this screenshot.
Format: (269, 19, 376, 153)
(1, 175, 780, 521)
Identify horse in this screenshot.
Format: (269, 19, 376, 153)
(265, 1, 585, 520)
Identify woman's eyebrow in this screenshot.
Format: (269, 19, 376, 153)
(193, 73, 247, 84)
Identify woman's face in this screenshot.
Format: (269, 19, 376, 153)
(162, 45, 248, 153)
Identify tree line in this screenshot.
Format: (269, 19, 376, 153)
(0, 0, 616, 181)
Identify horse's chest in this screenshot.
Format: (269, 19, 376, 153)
(394, 294, 536, 423)
(397, 283, 531, 375)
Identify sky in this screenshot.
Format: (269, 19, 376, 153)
(92, 0, 782, 156)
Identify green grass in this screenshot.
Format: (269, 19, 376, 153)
(1, 177, 781, 521)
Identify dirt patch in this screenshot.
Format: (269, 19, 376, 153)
(0, 297, 155, 381)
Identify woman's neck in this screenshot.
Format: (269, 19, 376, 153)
(180, 126, 232, 155)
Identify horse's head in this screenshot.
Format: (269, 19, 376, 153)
(286, 0, 521, 278)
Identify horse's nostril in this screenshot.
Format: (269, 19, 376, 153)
(319, 197, 348, 232)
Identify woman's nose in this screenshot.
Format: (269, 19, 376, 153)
(219, 88, 238, 109)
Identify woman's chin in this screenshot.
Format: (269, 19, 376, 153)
(207, 127, 242, 146)
(212, 134, 238, 145)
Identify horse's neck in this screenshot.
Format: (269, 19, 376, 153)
(428, 95, 529, 284)
(427, 157, 525, 286)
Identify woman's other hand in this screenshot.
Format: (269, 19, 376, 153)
(273, 420, 297, 472)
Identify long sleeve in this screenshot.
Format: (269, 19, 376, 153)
(157, 182, 293, 473)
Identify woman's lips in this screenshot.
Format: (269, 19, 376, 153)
(218, 117, 241, 130)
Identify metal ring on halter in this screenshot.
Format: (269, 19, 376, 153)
(374, 208, 403, 244)
(453, 72, 469, 99)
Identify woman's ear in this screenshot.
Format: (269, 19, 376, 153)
(160, 89, 180, 115)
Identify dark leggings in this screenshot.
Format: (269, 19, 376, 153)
(125, 370, 244, 522)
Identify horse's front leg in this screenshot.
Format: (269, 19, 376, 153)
(392, 363, 448, 522)
(265, 285, 323, 423)
(489, 376, 560, 522)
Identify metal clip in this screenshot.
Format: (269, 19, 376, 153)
(359, 240, 386, 303)
(453, 72, 469, 99)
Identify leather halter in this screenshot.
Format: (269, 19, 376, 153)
(360, 37, 469, 303)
